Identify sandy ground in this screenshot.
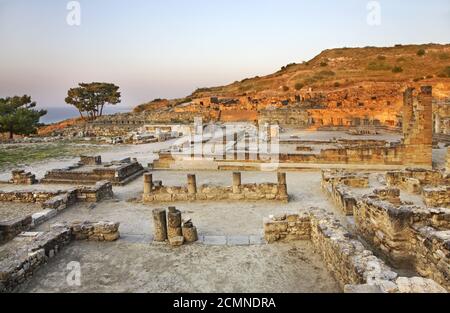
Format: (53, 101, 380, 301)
(0, 202, 42, 222)
(16, 241, 341, 293)
(34, 171, 336, 237)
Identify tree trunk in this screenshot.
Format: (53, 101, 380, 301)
(9, 130, 13, 140)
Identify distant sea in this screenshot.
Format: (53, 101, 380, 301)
(38, 106, 133, 124)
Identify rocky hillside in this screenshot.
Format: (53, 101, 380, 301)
(186, 43, 450, 100)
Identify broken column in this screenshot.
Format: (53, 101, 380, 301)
(187, 174, 197, 194)
(167, 207, 183, 241)
(233, 133, 238, 160)
(232, 172, 242, 194)
(182, 219, 198, 243)
(277, 172, 288, 199)
(143, 173, 153, 195)
(152, 208, 168, 242)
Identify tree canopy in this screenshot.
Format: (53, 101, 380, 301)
(0, 95, 46, 139)
(65, 82, 121, 120)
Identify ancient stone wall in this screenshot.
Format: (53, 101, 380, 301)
(0, 216, 32, 244)
(402, 87, 433, 167)
(353, 195, 450, 289)
(10, 170, 37, 185)
(41, 158, 144, 186)
(321, 170, 368, 215)
(422, 186, 450, 207)
(53, 221, 120, 242)
(386, 168, 445, 193)
(142, 172, 289, 203)
(263, 208, 446, 293)
(0, 221, 120, 293)
(0, 190, 61, 203)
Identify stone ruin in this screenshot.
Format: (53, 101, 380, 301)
(10, 170, 37, 185)
(0, 221, 120, 293)
(319, 169, 450, 291)
(152, 207, 198, 247)
(142, 172, 289, 203)
(41, 155, 145, 186)
(153, 86, 436, 171)
(264, 208, 447, 293)
(0, 181, 114, 244)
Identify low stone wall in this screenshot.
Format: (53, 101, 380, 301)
(264, 208, 447, 293)
(0, 221, 120, 293)
(386, 168, 445, 193)
(52, 221, 120, 242)
(446, 147, 450, 173)
(41, 157, 145, 186)
(422, 186, 450, 207)
(0, 228, 72, 293)
(353, 195, 450, 290)
(0, 182, 114, 243)
(0, 216, 32, 244)
(143, 172, 289, 203)
(0, 190, 61, 203)
(321, 170, 368, 215)
(411, 226, 450, 289)
(76, 181, 114, 203)
(10, 170, 37, 185)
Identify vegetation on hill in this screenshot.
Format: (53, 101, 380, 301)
(186, 43, 450, 99)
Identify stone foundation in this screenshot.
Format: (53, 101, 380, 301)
(386, 168, 445, 193)
(0, 182, 114, 242)
(10, 170, 37, 185)
(353, 195, 450, 290)
(0, 215, 32, 244)
(321, 170, 368, 215)
(41, 156, 145, 186)
(143, 172, 289, 203)
(422, 186, 450, 207)
(0, 220, 120, 293)
(264, 208, 447, 293)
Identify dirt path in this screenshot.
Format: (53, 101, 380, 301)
(17, 240, 341, 293)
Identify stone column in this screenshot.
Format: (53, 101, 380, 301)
(233, 133, 238, 160)
(187, 174, 197, 194)
(277, 172, 287, 185)
(232, 172, 242, 194)
(277, 172, 288, 198)
(167, 207, 182, 239)
(143, 173, 153, 195)
(152, 208, 167, 242)
(222, 131, 227, 160)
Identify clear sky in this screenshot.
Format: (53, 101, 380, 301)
(0, 0, 449, 111)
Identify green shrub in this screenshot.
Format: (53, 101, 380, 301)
(294, 82, 304, 90)
(319, 70, 336, 76)
(282, 86, 289, 92)
(303, 77, 317, 85)
(333, 82, 341, 87)
(417, 49, 426, 57)
(438, 53, 450, 60)
(441, 66, 450, 77)
(319, 61, 328, 67)
(392, 66, 403, 73)
(367, 61, 392, 71)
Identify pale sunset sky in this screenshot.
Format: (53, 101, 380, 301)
(0, 0, 449, 121)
